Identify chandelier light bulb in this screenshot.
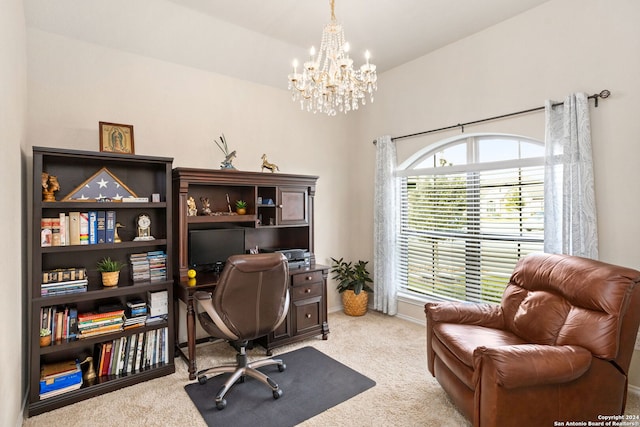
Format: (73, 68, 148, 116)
(287, 0, 378, 116)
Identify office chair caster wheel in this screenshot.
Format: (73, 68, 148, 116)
(278, 363, 286, 372)
(273, 389, 283, 400)
(216, 398, 227, 410)
(197, 375, 207, 385)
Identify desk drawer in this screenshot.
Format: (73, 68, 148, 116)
(292, 271, 323, 286)
(291, 281, 322, 300)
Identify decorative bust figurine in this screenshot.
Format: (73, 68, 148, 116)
(200, 197, 212, 216)
(42, 172, 60, 202)
(187, 196, 198, 216)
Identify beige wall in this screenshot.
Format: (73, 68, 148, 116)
(0, 0, 27, 426)
(356, 0, 640, 383)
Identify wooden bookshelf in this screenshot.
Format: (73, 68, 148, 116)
(29, 147, 175, 416)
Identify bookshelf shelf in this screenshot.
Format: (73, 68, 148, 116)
(38, 321, 170, 355)
(28, 363, 175, 416)
(34, 280, 172, 306)
(29, 147, 175, 417)
(40, 239, 169, 253)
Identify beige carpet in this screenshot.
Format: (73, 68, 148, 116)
(23, 310, 640, 426)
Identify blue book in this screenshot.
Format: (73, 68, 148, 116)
(88, 211, 98, 244)
(97, 211, 106, 243)
(68, 307, 78, 339)
(106, 211, 116, 243)
(39, 362, 82, 394)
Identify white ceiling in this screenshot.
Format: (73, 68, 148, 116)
(24, 0, 550, 89)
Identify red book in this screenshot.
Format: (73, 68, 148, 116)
(101, 342, 113, 376)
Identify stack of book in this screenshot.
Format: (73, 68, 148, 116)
(41, 267, 88, 297)
(148, 251, 167, 281)
(77, 309, 124, 339)
(129, 251, 167, 282)
(124, 300, 148, 329)
(39, 360, 83, 400)
(129, 252, 151, 282)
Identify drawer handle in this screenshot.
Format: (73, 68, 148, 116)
(305, 314, 311, 319)
(305, 288, 311, 293)
(306, 276, 313, 281)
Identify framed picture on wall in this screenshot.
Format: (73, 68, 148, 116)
(99, 122, 135, 154)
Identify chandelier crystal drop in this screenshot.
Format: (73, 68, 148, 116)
(287, 0, 377, 116)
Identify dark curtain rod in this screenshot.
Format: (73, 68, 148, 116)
(374, 89, 610, 144)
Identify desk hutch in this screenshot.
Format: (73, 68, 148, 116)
(172, 168, 329, 379)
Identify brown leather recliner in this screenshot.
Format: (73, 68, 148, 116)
(194, 253, 290, 410)
(425, 253, 640, 426)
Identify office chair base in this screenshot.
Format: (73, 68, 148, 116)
(196, 353, 286, 410)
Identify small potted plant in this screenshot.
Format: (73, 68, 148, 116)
(40, 328, 52, 347)
(331, 257, 374, 316)
(97, 257, 125, 287)
(235, 200, 247, 215)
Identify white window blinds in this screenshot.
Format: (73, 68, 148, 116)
(397, 136, 544, 304)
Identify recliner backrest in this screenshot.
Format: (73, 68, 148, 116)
(212, 253, 289, 340)
(501, 253, 640, 360)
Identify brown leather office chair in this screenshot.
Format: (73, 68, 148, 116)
(425, 253, 640, 426)
(193, 253, 290, 410)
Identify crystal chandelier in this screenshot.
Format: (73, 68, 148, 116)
(287, 0, 377, 116)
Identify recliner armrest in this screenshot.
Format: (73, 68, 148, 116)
(472, 344, 592, 389)
(425, 301, 504, 329)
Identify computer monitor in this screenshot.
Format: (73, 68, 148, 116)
(188, 228, 245, 270)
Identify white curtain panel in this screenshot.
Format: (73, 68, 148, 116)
(373, 135, 399, 315)
(544, 93, 599, 259)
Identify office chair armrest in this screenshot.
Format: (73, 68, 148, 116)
(194, 291, 212, 301)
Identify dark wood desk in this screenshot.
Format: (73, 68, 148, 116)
(174, 271, 219, 380)
(174, 265, 329, 380)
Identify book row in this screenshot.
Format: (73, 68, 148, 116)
(94, 328, 169, 377)
(38, 326, 168, 400)
(41, 294, 168, 344)
(41, 211, 117, 247)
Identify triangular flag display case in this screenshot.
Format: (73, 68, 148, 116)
(29, 147, 174, 416)
(61, 167, 138, 201)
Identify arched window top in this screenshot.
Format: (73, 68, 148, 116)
(398, 133, 544, 175)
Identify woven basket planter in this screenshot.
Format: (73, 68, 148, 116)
(101, 271, 120, 287)
(342, 290, 369, 316)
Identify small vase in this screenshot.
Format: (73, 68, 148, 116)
(236, 208, 246, 215)
(101, 271, 120, 287)
(40, 334, 52, 347)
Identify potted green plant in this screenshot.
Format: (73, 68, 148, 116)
(235, 200, 247, 215)
(330, 257, 374, 316)
(97, 257, 125, 287)
(40, 328, 52, 347)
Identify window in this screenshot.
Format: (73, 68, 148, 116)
(397, 134, 544, 304)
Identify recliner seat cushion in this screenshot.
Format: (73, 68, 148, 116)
(433, 323, 528, 388)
